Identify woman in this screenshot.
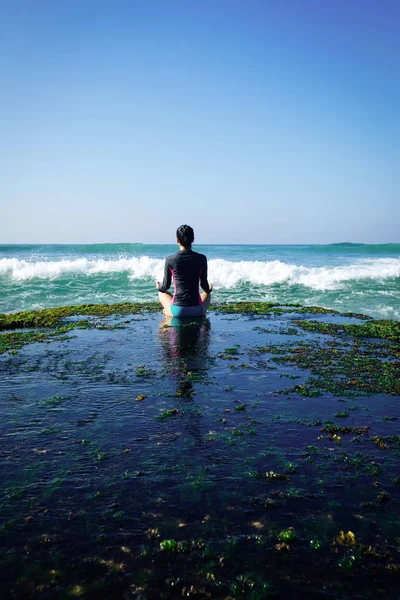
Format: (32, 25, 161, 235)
(157, 224, 213, 317)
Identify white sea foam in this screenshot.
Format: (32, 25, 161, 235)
(1, 256, 400, 291)
(0, 256, 165, 282)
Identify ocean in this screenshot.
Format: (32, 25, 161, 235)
(1, 243, 399, 319)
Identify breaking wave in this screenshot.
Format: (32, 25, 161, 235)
(1, 256, 400, 291)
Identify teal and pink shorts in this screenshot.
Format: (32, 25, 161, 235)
(170, 304, 204, 317)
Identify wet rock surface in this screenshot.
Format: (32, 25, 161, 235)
(0, 303, 399, 598)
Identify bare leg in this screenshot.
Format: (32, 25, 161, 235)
(158, 291, 173, 316)
(159, 315, 173, 329)
(200, 285, 213, 315)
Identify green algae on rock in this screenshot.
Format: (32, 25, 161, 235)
(0, 301, 162, 331)
(294, 318, 400, 342)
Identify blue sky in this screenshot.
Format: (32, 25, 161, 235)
(1, 0, 399, 244)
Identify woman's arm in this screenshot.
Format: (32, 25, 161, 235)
(157, 258, 172, 292)
(200, 257, 212, 293)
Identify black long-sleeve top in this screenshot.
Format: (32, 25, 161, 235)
(158, 249, 211, 306)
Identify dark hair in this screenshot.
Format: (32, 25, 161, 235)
(176, 224, 194, 248)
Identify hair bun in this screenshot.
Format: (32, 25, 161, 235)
(176, 224, 194, 248)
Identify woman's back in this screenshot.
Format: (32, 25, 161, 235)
(159, 248, 209, 306)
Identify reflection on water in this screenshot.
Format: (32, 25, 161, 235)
(158, 317, 213, 447)
(158, 316, 212, 399)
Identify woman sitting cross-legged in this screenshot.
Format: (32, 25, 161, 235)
(157, 224, 213, 317)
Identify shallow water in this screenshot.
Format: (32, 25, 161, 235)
(1, 310, 399, 598)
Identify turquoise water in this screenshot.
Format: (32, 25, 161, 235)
(1, 243, 399, 318)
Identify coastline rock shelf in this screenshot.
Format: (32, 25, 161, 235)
(1, 303, 399, 599)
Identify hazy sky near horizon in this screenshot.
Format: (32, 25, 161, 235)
(1, 0, 399, 244)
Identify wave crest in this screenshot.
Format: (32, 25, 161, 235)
(1, 256, 400, 291)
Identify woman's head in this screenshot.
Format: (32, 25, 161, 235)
(176, 224, 194, 249)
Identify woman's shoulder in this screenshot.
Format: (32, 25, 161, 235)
(191, 250, 207, 260)
(165, 251, 180, 262)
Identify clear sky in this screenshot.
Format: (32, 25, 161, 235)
(1, 0, 399, 244)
